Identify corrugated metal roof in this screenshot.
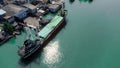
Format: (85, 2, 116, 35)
(38, 15, 63, 39)
(2, 4, 25, 16)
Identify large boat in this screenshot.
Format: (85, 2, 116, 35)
(18, 10, 67, 59)
(18, 39, 41, 58)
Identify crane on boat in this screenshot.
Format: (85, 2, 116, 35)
(24, 26, 39, 41)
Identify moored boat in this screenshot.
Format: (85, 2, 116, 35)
(18, 39, 41, 58)
(18, 10, 67, 59)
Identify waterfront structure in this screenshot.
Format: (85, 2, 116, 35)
(1, 4, 29, 23)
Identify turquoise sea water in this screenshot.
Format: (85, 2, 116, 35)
(1, 0, 120, 68)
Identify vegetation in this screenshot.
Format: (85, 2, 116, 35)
(2, 22, 14, 35)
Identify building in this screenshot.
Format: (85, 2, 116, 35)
(14, 8, 29, 21)
(23, 3, 37, 14)
(0, 9, 6, 23)
(0, 0, 7, 5)
(48, 4, 61, 13)
(2, 4, 29, 23)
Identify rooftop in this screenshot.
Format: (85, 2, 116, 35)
(24, 17, 40, 28)
(23, 3, 37, 10)
(2, 4, 25, 19)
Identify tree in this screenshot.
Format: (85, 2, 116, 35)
(2, 22, 14, 35)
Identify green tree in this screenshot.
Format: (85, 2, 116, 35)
(3, 22, 14, 35)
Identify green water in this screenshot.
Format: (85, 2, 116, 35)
(1, 0, 120, 68)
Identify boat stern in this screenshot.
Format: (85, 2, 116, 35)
(18, 46, 25, 57)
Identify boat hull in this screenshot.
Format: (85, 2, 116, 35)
(21, 18, 66, 59)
